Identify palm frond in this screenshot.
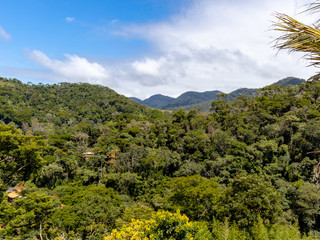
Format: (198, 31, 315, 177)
(305, 1, 320, 14)
(272, 13, 320, 69)
(304, 1, 320, 26)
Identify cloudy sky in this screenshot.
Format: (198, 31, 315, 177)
(0, 0, 318, 99)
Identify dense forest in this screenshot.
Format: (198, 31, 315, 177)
(1, 77, 320, 239)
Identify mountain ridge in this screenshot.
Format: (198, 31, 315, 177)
(131, 77, 306, 110)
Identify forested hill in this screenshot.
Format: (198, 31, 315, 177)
(1, 77, 320, 239)
(141, 94, 175, 109)
(0, 77, 162, 132)
(132, 77, 305, 110)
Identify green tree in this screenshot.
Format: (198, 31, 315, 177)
(294, 182, 320, 232)
(218, 175, 283, 229)
(0, 190, 60, 239)
(165, 175, 220, 221)
(0, 123, 45, 186)
(103, 172, 144, 197)
(52, 185, 123, 239)
(37, 163, 64, 188)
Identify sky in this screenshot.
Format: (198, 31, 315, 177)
(0, 0, 318, 99)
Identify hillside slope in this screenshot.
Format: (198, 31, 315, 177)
(0, 77, 160, 133)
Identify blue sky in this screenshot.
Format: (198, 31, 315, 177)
(0, 0, 317, 99)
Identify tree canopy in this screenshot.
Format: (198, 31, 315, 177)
(0, 77, 320, 239)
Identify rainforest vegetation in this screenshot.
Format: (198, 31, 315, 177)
(3, 1, 320, 239)
(1, 77, 320, 239)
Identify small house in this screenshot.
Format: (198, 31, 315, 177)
(6, 182, 24, 203)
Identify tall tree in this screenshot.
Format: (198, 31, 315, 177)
(0, 123, 45, 186)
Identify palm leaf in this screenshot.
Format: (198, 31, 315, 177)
(305, 1, 320, 14)
(273, 12, 320, 80)
(272, 1, 320, 80)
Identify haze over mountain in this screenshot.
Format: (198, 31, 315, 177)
(131, 77, 305, 110)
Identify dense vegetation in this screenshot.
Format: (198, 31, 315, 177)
(0, 77, 160, 131)
(1, 77, 320, 239)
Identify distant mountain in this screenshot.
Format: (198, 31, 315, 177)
(132, 91, 222, 110)
(130, 97, 143, 104)
(130, 94, 174, 109)
(164, 90, 222, 109)
(143, 94, 175, 109)
(224, 88, 258, 102)
(271, 77, 305, 87)
(130, 77, 306, 111)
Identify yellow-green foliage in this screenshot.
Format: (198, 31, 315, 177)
(106, 211, 318, 240)
(105, 210, 212, 240)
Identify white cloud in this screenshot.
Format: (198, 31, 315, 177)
(0, 25, 11, 41)
(20, 0, 318, 99)
(65, 17, 75, 23)
(27, 50, 110, 85)
(110, 0, 317, 98)
(132, 57, 166, 76)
